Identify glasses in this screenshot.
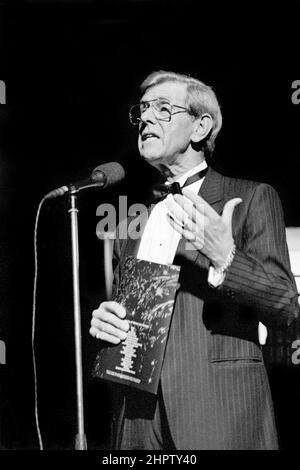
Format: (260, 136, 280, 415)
(129, 98, 190, 125)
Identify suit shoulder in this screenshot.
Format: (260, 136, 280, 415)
(221, 173, 279, 199)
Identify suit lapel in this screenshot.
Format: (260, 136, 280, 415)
(199, 166, 224, 214)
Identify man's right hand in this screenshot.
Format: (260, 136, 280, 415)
(89, 301, 129, 345)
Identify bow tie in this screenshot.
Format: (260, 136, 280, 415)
(150, 167, 208, 203)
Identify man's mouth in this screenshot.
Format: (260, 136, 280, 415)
(141, 132, 159, 142)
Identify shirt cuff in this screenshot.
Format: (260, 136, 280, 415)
(208, 265, 226, 287)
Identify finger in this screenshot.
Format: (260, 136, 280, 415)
(170, 194, 199, 224)
(89, 325, 99, 338)
(165, 195, 190, 227)
(181, 189, 219, 219)
(92, 308, 130, 332)
(222, 198, 242, 226)
(101, 301, 127, 319)
(166, 213, 184, 234)
(91, 326, 122, 345)
(166, 212, 201, 242)
(172, 195, 207, 228)
(91, 317, 128, 341)
(182, 221, 205, 248)
(166, 195, 206, 238)
(93, 301, 127, 321)
(166, 214, 204, 249)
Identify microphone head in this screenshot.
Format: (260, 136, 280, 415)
(91, 161, 125, 188)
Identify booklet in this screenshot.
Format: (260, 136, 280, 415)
(93, 256, 181, 394)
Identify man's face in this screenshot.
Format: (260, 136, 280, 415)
(138, 81, 196, 168)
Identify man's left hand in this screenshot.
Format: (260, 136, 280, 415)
(165, 189, 242, 269)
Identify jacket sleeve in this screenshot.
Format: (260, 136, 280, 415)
(219, 183, 299, 329)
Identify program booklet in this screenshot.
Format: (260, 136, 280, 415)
(93, 256, 181, 394)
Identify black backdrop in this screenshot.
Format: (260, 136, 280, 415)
(0, 0, 299, 450)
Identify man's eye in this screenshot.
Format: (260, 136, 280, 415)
(158, 104, 170, 112)
(140, 103, 148, 112)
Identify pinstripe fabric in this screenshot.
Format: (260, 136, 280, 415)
(118, 386, 176, 450)
(111, 168, 299, 450)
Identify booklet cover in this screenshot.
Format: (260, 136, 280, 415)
(93, 256, 181, 394)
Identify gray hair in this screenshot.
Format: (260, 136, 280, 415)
(140, 70, 222, 157)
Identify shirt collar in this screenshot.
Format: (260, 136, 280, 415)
(167, 160, 208, 187)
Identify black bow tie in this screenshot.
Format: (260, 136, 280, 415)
(151, 167, 208, 203)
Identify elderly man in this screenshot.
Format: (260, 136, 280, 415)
(90, 71, 299, 450)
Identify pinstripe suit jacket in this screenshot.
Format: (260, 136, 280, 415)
(111, 167, 299, 450)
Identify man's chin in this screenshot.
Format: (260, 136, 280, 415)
(140, 153, 162, 166)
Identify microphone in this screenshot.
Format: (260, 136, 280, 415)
(44, 162, 125, 200)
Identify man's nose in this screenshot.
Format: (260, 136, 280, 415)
(140, 103, 156, 123)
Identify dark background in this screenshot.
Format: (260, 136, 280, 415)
(0, 0, 299, 450)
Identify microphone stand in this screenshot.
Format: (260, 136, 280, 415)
(68, 189, 87, 450)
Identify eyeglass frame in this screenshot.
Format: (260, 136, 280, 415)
(129, 98, 191, 125)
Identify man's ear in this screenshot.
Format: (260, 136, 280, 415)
(191, 113, 213, 143)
